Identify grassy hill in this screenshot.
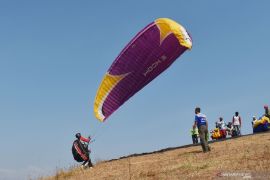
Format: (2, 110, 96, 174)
(41, 132, 270, 179)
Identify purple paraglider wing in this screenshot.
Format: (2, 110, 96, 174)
(94, 18, 192, 121)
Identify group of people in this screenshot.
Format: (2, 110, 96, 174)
(192, 105, 270, 153)
(191, 110, 242, 146)
(72, 105, 270, 168)
(211, 112, 242, 140)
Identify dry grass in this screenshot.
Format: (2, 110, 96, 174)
(41, 132, 270, 180)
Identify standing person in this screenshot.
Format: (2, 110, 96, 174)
(193, 107, 211, 152)
(264, 105, 270, 119)
(232, 112, 242, 136)
(191, 126, 199, 144)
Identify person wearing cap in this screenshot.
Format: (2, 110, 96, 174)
(193, 107, 211, 152)
(232, 112, 242, 136)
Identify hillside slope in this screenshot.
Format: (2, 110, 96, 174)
(42, 132, 270, 179)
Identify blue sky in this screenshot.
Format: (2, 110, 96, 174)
(1, 0, 270, 179)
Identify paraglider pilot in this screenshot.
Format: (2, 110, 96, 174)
(72, 133, 93, 169)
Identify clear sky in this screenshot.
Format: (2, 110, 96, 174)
(1, 0, 270, 179)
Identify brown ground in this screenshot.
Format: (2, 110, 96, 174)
(41, 132, 270, 180)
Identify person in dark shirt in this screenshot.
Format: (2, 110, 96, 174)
(193, 107, 211, 152)
(264, 105, 270, 119)
(74, 133, 93, 169)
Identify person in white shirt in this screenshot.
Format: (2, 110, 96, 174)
(217, 117, 226, 130)
(217, 117, 226, 138)
(232, 112, 242, 136)
(251, 116, 257, 126)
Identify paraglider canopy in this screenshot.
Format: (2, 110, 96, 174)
(94, 18, 192, 122)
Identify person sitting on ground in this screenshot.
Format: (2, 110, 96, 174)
(226, 122, 234, 136)
(217, 117, 227, 138)
(217, 117, 226, 129)
(251, 116, 257, 126)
